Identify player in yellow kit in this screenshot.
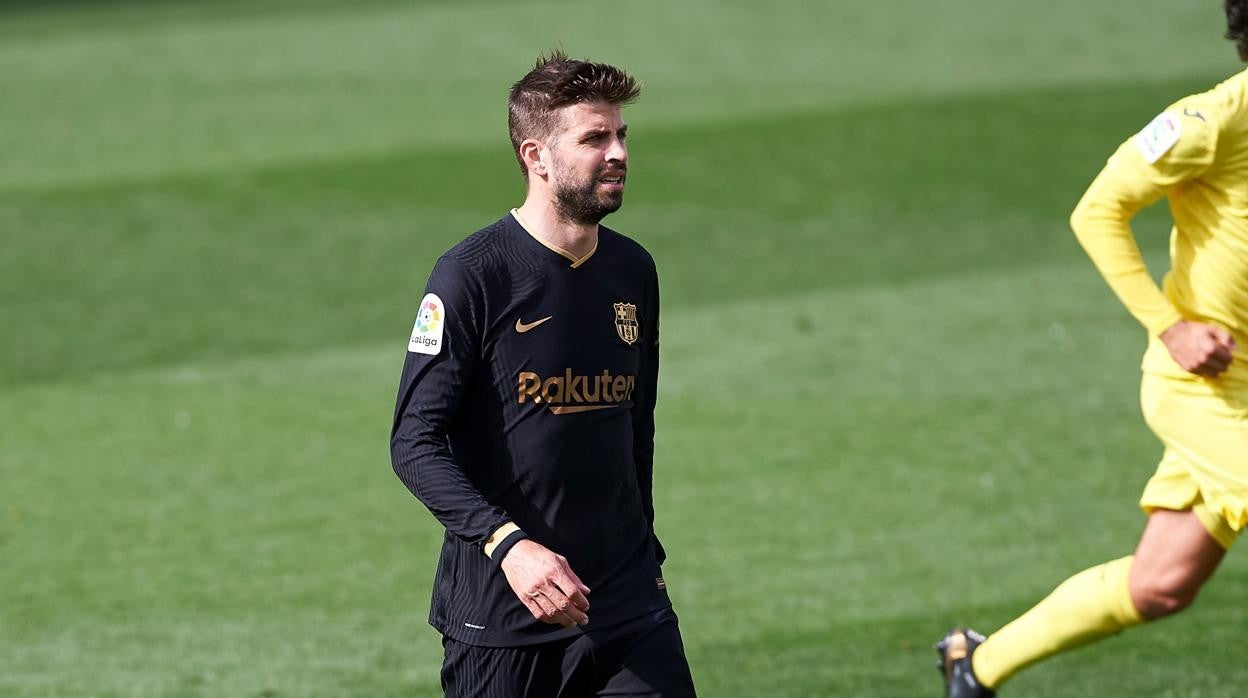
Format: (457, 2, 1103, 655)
(937, 4, 1248, 697)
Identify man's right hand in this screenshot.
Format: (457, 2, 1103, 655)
(1160, 320, 1237, 378)
(498, 539, 591, 629)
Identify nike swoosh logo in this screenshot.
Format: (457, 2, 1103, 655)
(1184, 108, 1206, 122)
(515, 316, 553, 333)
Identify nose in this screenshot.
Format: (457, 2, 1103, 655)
(606, 135, 628, 165)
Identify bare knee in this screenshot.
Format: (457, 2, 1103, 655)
(1129, 577, 1201, 619)
(1128, 509, 1227, 620)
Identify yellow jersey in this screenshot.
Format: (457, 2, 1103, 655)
(1070, 68, 1248, 384)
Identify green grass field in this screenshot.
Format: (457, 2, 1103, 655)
(4, 1, 1247, 695)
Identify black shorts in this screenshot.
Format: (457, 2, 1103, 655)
(441, 608, 696, 698)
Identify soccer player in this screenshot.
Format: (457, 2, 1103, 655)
(390, 52, 696, 697)
(937, 4, 1248, 696)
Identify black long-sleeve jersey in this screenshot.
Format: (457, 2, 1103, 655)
(390, 213, 670, 647)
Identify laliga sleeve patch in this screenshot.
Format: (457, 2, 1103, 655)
(408, 293, 445, 355)
(1133, 112, 1181, 164)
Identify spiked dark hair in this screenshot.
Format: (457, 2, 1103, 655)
(1227, 0, 1248, 60)
(507, 50, 641, 178)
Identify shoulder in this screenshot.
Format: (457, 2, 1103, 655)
(1121, 80, 1232, 172)
(1203, 68, 1248, 116)
(421, 217, 518, 303)
(432, 216, 530, 290)
(442, 216, 516, 272)
(598, 225, 657, 275)
(1156, 70, 1248, 155)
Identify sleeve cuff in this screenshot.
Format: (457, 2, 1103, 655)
(1144, 309, 1184, 337)
(483, 522, 527, 565)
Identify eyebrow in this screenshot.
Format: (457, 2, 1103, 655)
(579, 125, 628, 141)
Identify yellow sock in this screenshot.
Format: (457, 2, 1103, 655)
(971, 555, 1144, 690)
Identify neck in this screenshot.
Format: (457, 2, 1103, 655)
(514, 196, 599, 259)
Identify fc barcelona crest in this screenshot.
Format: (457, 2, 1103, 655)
(613, 302, 639, 346)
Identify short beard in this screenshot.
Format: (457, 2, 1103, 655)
(553, 167, 624, 226)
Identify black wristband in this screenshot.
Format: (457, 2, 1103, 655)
(490, 529, 529, 568)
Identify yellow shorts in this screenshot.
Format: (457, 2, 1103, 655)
(1139, 373, 1248, 550)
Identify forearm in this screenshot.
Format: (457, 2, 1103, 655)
(632, 270, 663, 560)
(391, 429, 511, 545)
(391, 428, 526, 564)
(1069, 168, 1182, 336)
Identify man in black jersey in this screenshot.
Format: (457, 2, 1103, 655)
(390, 51, 696, 697)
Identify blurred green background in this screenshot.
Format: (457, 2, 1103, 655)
(3, 1, 1246, 695)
